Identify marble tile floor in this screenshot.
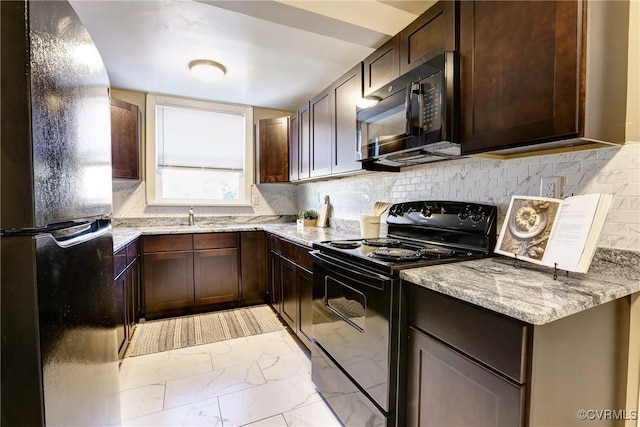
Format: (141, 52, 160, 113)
(119, 328, 342, 427)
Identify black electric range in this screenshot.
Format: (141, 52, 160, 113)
(310, 201, 497, 427)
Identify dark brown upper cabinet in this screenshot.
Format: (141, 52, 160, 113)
(331, 63, 364, 174)
(288, 112, 299, 182)
(400, 1, 457, 75)
(459, 1, 580, 155)
(298, 102, 311, 180)
(110, 98, 140, 179)
(310, 90, 332, 178)
(257, 117, 289, 183)
(459, 0, 630, 156)
(363, 2, 456, 96)
(363, 34, 400, 97)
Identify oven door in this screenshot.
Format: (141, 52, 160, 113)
(310, 251, 398, 414)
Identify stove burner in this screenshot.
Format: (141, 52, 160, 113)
(419, 246, 456, 257)
(363, 238, 402, 247)
(329, 240, 361, 249)
(367, 248, 423, 261)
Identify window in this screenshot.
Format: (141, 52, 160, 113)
(145, 94, 254, 205)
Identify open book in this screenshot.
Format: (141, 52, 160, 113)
(495, 194, 614, 273)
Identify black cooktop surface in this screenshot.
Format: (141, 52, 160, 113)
(313, 237, 483, 275)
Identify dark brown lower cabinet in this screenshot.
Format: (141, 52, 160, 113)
(403, 284, 632, 427)
(406, 327, 523, 427)
(280, 258, 298, 331)
(114, 271, 126, 355)
(404, 285, 525, 426)
(268, 246, 282, 311)
(126, 259, 140, 338)
(194, 248, 239, 306)
(297, 267, 313, 345)
(240, 231, 267, 304)
(142, 232, 267, 319)
(267, 233, 313, 349)
(144, 251, 194, 315)
(114, 238, 141, 358)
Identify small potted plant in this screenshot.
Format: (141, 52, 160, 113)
(297, 209, 318, 230)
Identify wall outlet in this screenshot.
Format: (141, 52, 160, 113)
(540, 176, 563, 198)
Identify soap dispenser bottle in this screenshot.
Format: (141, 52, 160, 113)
(188, 206, 195, 226)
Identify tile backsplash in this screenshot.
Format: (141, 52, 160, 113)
(297, 143, 640, 251)
(112, 181, 298, 219)
(112, 143, 639, 250)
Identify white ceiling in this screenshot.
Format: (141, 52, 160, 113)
(69, 0, 435, 111)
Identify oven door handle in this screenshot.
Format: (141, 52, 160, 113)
(309, 251, 392, 290)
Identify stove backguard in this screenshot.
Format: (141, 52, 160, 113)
(385, 201, 497, 254)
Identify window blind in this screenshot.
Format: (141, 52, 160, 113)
(156, 104, 244, 170)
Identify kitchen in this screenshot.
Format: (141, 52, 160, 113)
(1, 0, 639, 426)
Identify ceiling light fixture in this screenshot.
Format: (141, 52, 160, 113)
(188, 59, 226, 81)
(356, 95, 381, 109)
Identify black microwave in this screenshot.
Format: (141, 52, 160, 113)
(357, 51, 460, 171)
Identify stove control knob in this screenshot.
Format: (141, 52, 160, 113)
(471, 209, 485, 223)
(389, 204, 403, 216)
(458, 210, 469, 221)
(420, 207, 432, 218)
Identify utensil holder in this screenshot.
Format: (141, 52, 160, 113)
(360, 215, 380, 238)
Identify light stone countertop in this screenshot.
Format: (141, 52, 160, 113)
(112, 222, 640, 327)
(400, 249, 640, 325)
(112, 223, 361, 252)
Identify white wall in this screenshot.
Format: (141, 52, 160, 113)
(297, 143, 640, 251)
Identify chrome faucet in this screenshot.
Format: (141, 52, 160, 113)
(188, 207, 195, 226)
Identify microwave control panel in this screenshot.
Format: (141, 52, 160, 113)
(420, 72, 442, 133)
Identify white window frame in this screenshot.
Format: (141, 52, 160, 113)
(145, 94, 254, 206)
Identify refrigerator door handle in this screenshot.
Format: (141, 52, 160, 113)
(52, 222, 111, 248)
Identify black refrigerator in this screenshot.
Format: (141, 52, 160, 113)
(1, 1, 121, 425)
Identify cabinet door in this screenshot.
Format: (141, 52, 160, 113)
(194, 248, 239, 306)
(406, 327, 524, 427)
(289, 112, 300, 181)
(400, 1, 457, 75)
(268, 250, 282, 314)
(110, 98, 140, 179)
(299, 102, 311, 179)
(240, 231, 266, 304)
(280, 258, 298, 331)
(332, 63, 363, 174)
(143, 251, 194, 315)
(363, 34, 400, 96)
(297, 266, 313, 348)
(126, 258, 140, 338)
(310, 91, 332, 177)
(114, 273, 127, 356)
(460, 1, 581, 154)
(258, 117, 289, 183)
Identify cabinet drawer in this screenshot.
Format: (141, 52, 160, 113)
(408, 285, 529, 383)
(143, 234, 193, 253)
(126, 238, 140, 263)
(193, 232, 238, 250)
(114, 247, 127, 279)
(280, 239, 312, 270)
